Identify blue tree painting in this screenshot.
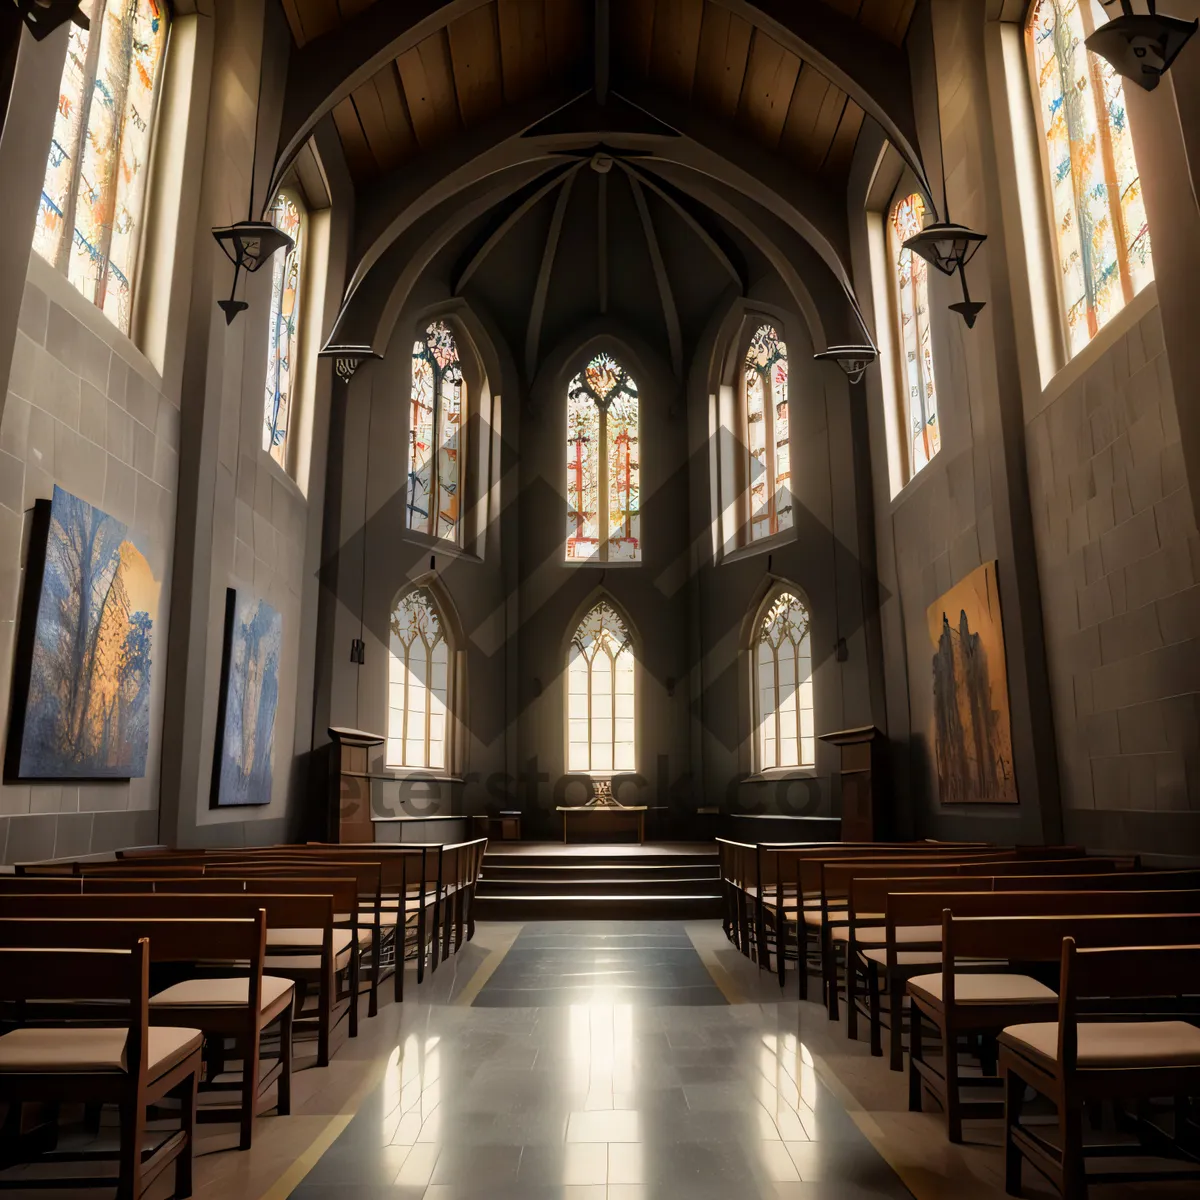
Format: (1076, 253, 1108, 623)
(13, 487, 157, 778)
(215, 591, 281, 806)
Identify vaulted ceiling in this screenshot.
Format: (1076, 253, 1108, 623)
(278, 1, 918, 187)
(272, 0, 929, 371)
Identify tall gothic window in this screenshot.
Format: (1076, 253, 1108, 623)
(754, 591, 814, 771)
(889, 193, 941, 477)
(408, 321, 465, 543)
(1027, 0, 1154, 356)
(744, 324, 792, 543)
(567, 600, 635, 774)
(566, 352, 640, 563)
(387, 588, 451, 771)
(263, 192, 304, 470)
(33, 0, 170, 335)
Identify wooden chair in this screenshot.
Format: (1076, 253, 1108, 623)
(0, 890, 347, 1068)
(0, 912, 289, 1151)
(1000, 940, 1200, 1199)
(909, 911, 1200, 1144)
(0, 942, 201, 1199)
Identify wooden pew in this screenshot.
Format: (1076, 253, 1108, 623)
(1000, 940, 1200, 1198)
(0, 941, 200, 1199)
(909, 911, 1200, 1143)
(0, 912, 288, 1151)
(0, 891, 349, 1069)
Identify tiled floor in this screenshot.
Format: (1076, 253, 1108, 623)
(177, 919, 1195, 1200)
(286, 921, 912, 1199)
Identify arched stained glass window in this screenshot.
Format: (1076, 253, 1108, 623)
(566, 352, 640, 563)
(263, 192, 304, 469)
(1027, 0, 1154, 356)
(744, 325, 791, 542)
(889, 193, 941, 477)
(567, 600, 635, 774)
(387, 588, 451, 770)
(409, 321, 465, 543)
(33, 0, 170, 335)
(754, 591, 814, 771)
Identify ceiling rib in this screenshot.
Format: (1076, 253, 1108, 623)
(598, 169, 609, 313)
(627, 172, 683, 379)
(525, 166, 579, 378)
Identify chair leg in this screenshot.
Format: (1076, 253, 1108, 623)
(797, 918, 808, 1001)
(454, 888, 465, 951)
(1059, 1103, 1087, 1200)
(825, 934, 840, 1021)
(348, 954, 359, 1039)
(117, 1097, 143, 1200)
(176, 1069, 198, 1200)
(1004, 1067, 1024, 1197)
(846, 948, 859, 1040)
(908, 1001, 924, 1113)
(239, 1027, 261, 1151)
(889, 977, 906, 1072)
(416, 903, 427, 984)
(317, 976, 331, 1068)
(866, 962, 883, 1057)
(368, 927, 380, 1019)
(443, 892, 455, 963)
(945, 1028, 963, 1144)
(777, 920, 788, 990)
(278, 1005, 293, 1117)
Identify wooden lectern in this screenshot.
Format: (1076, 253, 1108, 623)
(328, 727, 383, 844)
(818, 726, 888, 842)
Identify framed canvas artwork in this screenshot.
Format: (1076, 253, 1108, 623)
(5, 486, 157, 781)
(211, 588, 281, 807)
(926, 561, 1017, 804)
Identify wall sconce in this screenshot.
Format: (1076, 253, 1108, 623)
(904, 221, 988, 328)
(12, 0, 89, 40)
(319, 344, 382, 383)
(211, 220, 294, 324)
(813, 345, 877, 384)
(1089, 1, 1197, 91)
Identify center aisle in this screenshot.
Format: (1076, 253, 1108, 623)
(280, 920, 916, 1200)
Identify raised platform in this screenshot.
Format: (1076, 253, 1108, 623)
(472, 842, 721, 921)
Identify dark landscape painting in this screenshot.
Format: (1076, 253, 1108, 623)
(212, 589, 281, 807)
(9, 486, 157, 779)
(926, 562, 1016, 805)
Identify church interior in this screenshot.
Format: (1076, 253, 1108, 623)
(1, 0, 1200, 1196)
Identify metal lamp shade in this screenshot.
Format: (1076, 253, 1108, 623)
(1085, 12, 1198, 91)
(902, 221, 987, 277)
(211, 220, 294, 273)
(813, 345, 877, 385)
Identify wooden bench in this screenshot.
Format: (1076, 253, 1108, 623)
(909, 911, 1200, 1143)
(0, 941, 201, 1199)
(1000, 941, 1200, 1199)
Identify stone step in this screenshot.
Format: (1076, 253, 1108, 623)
(477, 874, 720, 896)
(472, 893, 723, 921)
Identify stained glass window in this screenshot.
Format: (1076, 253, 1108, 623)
(33, 0, 171, 336)
(1028, 0, 1153, 356)
(744, 325, 791, 542)
(387, 588, 451, 770)
(889, 194, 941, 477)
(263, 192, 304, 469)
(408, 321, 465, 543)
(755, 591, 814, 770)
(566, 352, 640, 563)
(567, 600, 635, 774)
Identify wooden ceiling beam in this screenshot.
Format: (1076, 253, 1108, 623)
(708, 0, 932, 207)
(273, 0, 492, 196)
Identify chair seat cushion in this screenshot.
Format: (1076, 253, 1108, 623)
(0, 1026, 202, 1078)
(1001, 1020, 1200, 1068)
(833, 923, 940, 945)
(150, 975, 294, 1012)
(861, 948, 944, 967)
(268, 927, 353, 954)
(909, 973, 1057, 1006)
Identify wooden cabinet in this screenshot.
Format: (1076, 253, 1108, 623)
(327, 727, 383, 844)
(818, 726, 888, 842)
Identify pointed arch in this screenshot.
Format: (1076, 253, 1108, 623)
(749, 584, 815, 772)
(408, 318, 467, 544)
(888, 190, 940, 479)
(386, 583, 458, 771)
(565, 594, 637, 776)
(565, 350, 641, 564)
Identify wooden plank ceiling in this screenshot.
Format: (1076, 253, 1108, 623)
(279, 0, 918, 186)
